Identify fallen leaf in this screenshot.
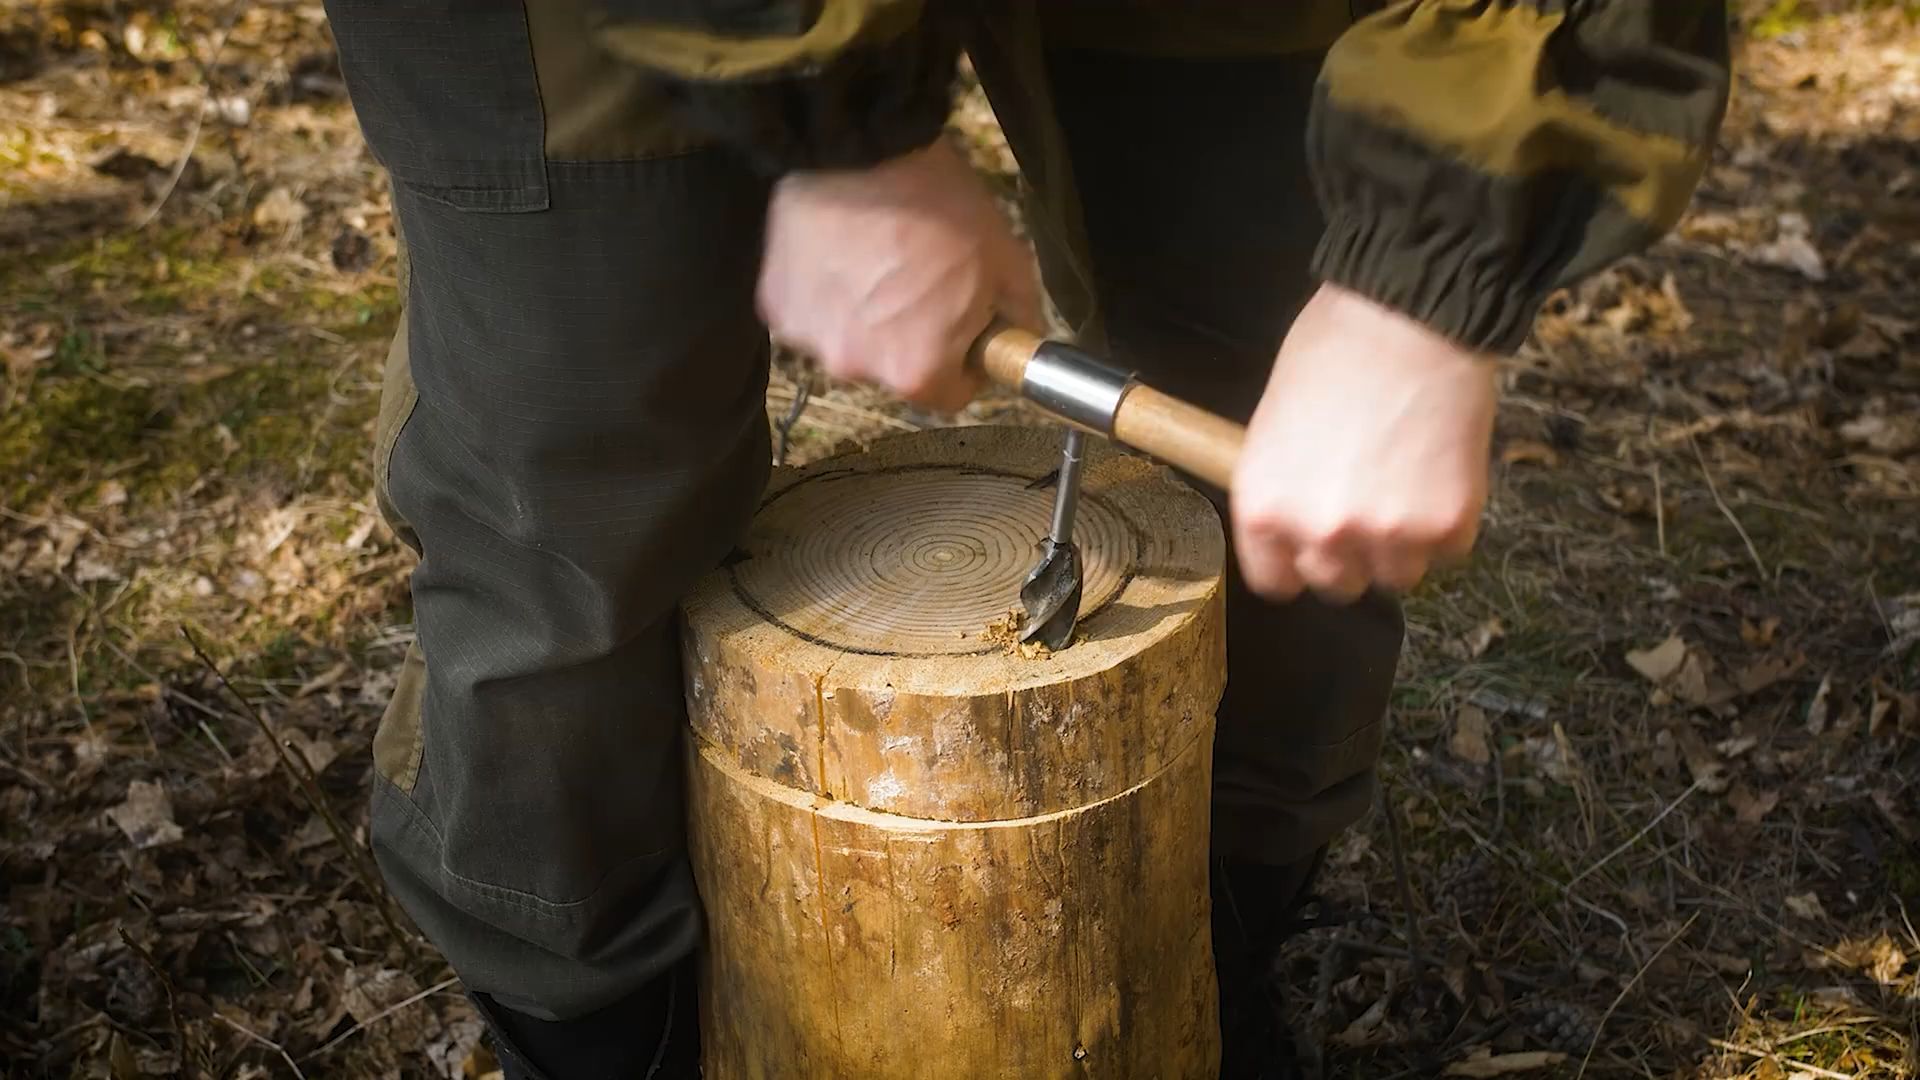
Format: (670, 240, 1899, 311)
(252, 187, 310, 230)
(1785, 892, 1829, 921)
(1524, 723, 1584, 787)
(1869, 693, 1896, 738)
(283, 729, 339, 775)
(1450, 706, 1492, 767)
(1734, 652, 1805, 695)
(1805, 675, 1833, 736)
(1740, 616, 1781, 648)
(1715, 734, 1759, 758)
(106, 780, 184, 850)
(1868, 938, 1908, 985)
(1676, 727, 1730, 794)
(1500, 440, 1561, 468)
(1332, 996, 1390, 1046)
(1699, 950, 1752, 976)
(427, 1016, 487, 1080)
(1444, 618, 1506, 661)
(1627, 635, 1689, 683)
(1746, 212, 1826, 281)
(1839, 413, 1920, 454)
(1628, 636, 1736, 707)
(1727, 785, 1780, 825)
(1444, 1051, 1568, 1077)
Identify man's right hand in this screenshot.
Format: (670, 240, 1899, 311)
(757, 137, 1044, 414)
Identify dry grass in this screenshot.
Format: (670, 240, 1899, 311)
(1, 1, 1916, 1078)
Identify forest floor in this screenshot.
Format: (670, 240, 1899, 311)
(2, 2, 1917, 1077)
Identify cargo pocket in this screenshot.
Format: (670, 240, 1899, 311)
(324, 0, 550, 211)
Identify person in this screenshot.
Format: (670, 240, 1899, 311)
(321, 2, 1731, 1076)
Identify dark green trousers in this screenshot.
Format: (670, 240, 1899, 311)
(328, 0, 1401, 1027)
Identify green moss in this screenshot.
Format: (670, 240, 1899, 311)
(0, 376, 160, 506)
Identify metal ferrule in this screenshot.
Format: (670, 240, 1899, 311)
(1024, 342, 1135, 434)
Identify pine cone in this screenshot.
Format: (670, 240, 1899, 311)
(1435, 852, 1501, 927)
(1518, 999, 1599, 1055)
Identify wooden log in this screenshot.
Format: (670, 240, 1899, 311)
(681, 425, 1227, 1079)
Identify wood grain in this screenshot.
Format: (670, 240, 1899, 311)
(680, 426, 1228, 1077)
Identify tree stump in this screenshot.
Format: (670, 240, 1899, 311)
(681, 425, 1227, 1079)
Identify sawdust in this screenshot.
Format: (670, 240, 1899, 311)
(979, 607, 1057, 658)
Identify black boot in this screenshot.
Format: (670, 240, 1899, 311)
(1213, 848, 1329, 1080)
(473, 956, 700, 1080)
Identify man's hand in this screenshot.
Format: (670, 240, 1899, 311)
(758, 137, 1043, 413)
(1231, 284, 1497, 603)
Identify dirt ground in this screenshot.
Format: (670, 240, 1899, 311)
(2, 3, 1917, 1078)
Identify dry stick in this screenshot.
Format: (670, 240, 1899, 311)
(1564, 779, 1704, 891)
(117, 928, 196, 1072)
(137, 3, 243, 228)
(1706, 1039, 1855, 1080)
(299, 975, 460, 1062)
(101, 633, 236, 764)
(212, 1014, 308, 1080)
(1576, 911, 1699, 1080)
(1651, 462, 1667, 557)
(180, 627, 413, 953)
(1687, 433, 1767, 579)
(1378, 785, 1428, 990)
(773, 369, 813, 467)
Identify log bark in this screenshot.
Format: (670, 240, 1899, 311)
(681, 425, 1227, 1079)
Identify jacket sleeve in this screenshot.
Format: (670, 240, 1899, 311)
(584, 0, 964, 174)
(1306, 0, 1732, 354)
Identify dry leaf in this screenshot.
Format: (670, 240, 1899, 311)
(1784, 892, 1829, 921)
(1627, 635, 1734, 707)
(252, 186, 310, 229)
(106, 780, 184, 849)
(1524, 723, 1584, 787)
(1727, 785, 1780, 825)
(1444, 618, 1506, 660)
(283, 729, 338, 775)
(1735, 652, 1805, 695)
(1332, 996, 1390, 1046)
(1740, 616, 1781, 647)
(1700, 950, 1752, 976)
(1444, 1051, 1568, 1077)
(1869, 938, 1908, 985)
(1627, 636, 1689, 683)
(1715, 734, 1759, 758)
(1450, 706, 1492, 767)
(1676, 728, 1730, 794)
(1500, 440, 1561, 468)
(1839, 413, 1920, 454)
(1805, 675, 1833, 736)
(1746, 212, 1826, 280)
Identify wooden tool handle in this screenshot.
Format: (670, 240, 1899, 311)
(969, 323, 1246, 491)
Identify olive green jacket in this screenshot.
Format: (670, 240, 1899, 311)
(586, 0, 1732, 354)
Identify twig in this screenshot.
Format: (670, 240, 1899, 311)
(773, 368, 813, 467)
(1688, 433, 1767, 579)
(212, 1013, 307, 1080)
(137, 3, 243, 228)
(181, 627, 413, 952)
(1378, 785, 1427, 989)
(1577, 911, 1698, 1078)
(1651, 462, 1667, 557)
(0, 755, 56, 793)
(300, 975, 460, 1062)
(1706, 1039, 1856, 1080)
(1565, 779, 1704, 890)
(117, 928, 193, 1069)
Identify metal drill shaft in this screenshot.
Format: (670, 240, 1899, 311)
(1048, 429, 1085, 545)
